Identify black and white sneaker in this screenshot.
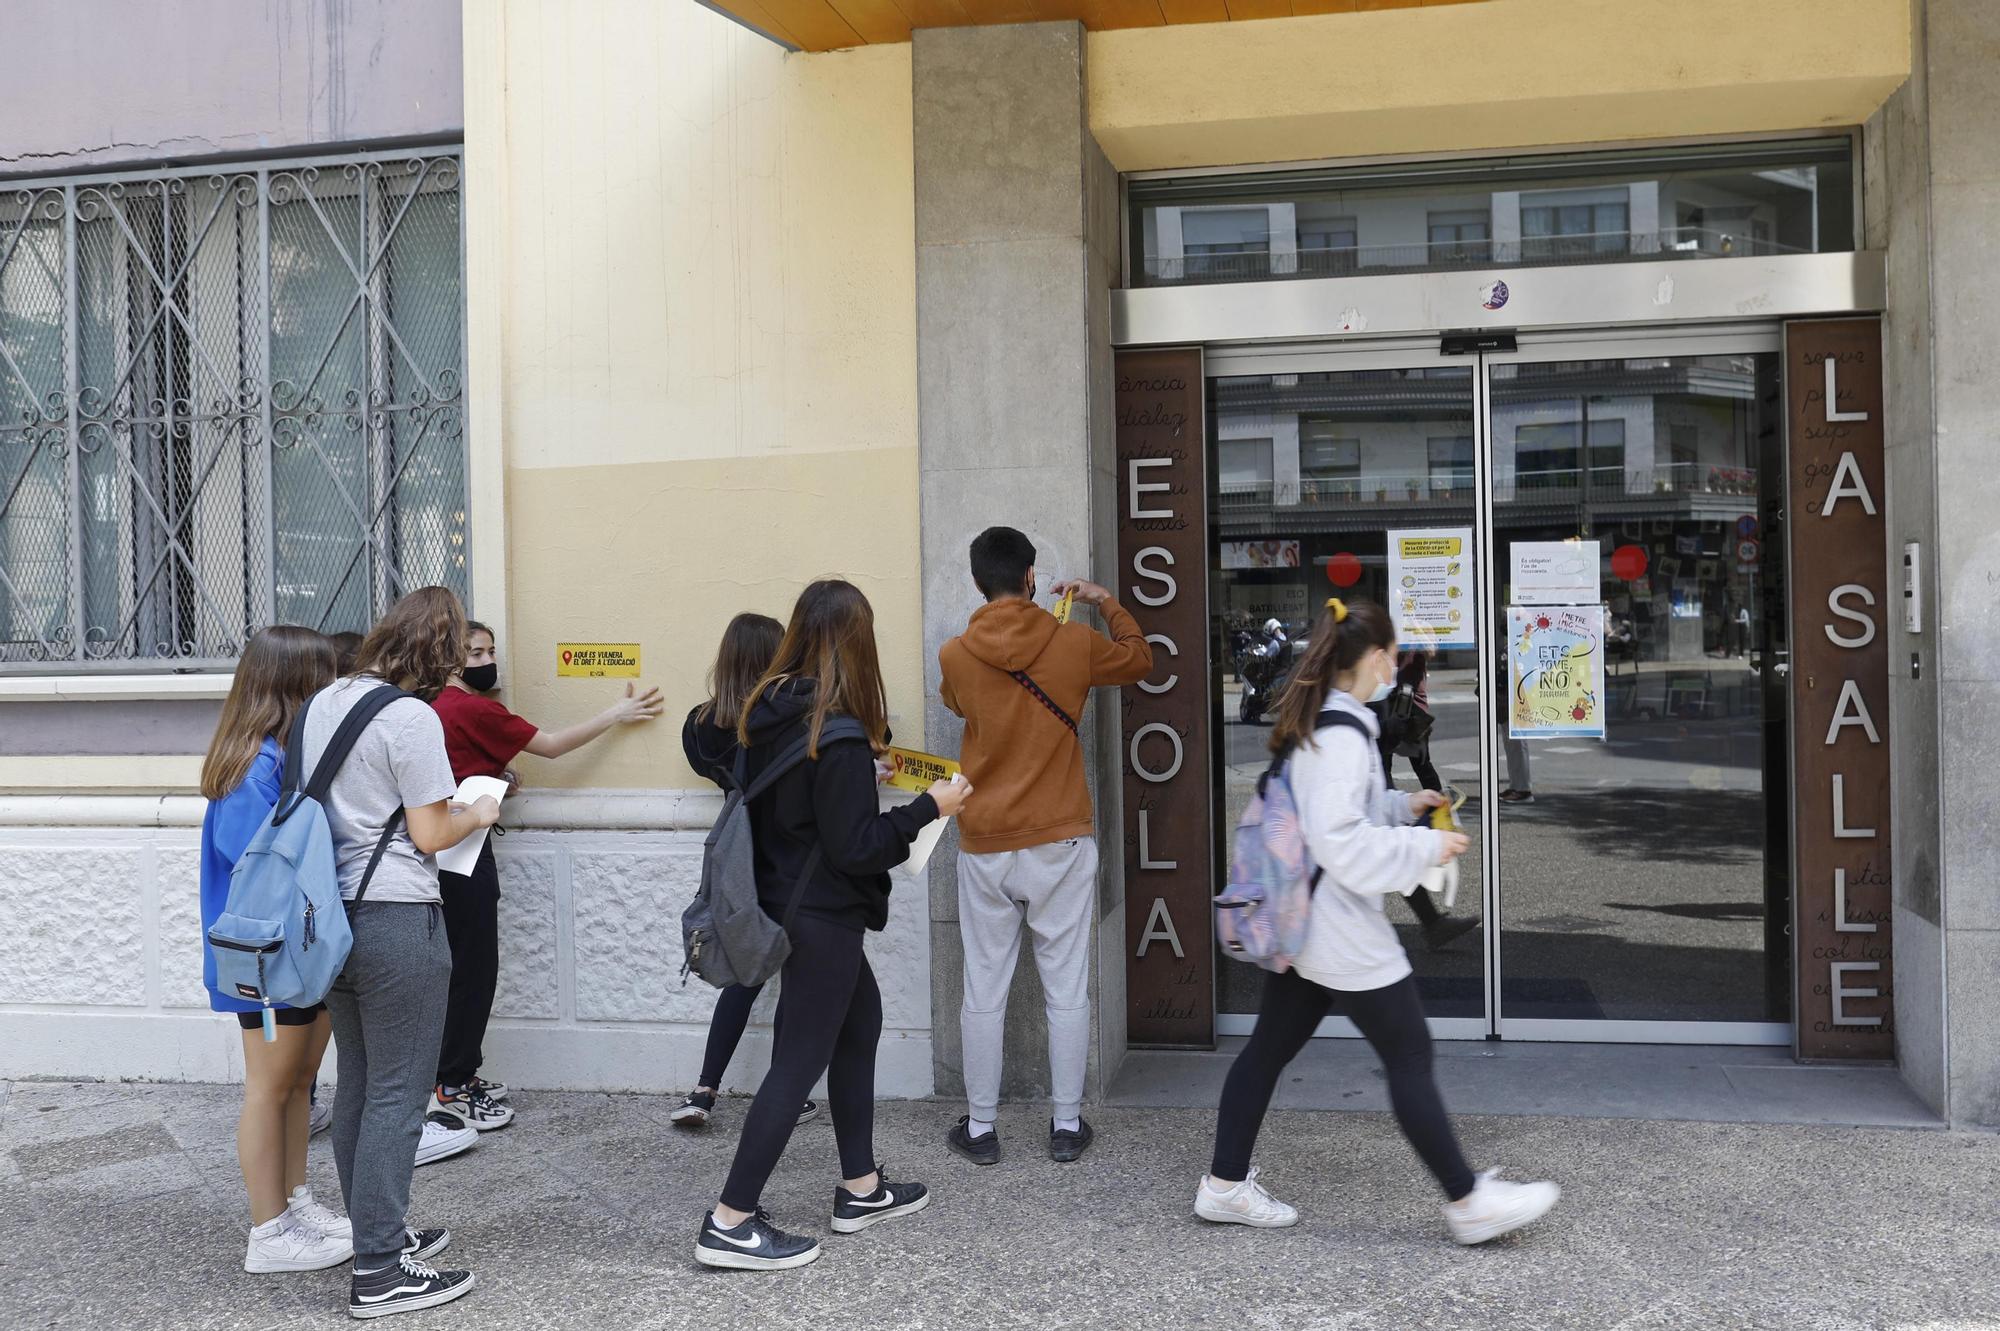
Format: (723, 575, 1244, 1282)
(464, 1075, 509, 1103)
(348, 1253, 476, 1319)
(695, 1208, 820, 1271)
(402, 1227, 451, 1262)
(797, 1099, 820, 1125)
(430, 1084, 514, 1132)
(831, 1166, 930, 1234)
(671, 1091, 716, 1126)
(946, 1115, 1000, 1166)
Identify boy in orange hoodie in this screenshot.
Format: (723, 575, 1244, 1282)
(939, 526, 1153, 1165)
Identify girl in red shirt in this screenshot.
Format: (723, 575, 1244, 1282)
(428, 620, 664, 1128)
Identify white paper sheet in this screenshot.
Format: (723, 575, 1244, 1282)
(436, 775, 511, 876)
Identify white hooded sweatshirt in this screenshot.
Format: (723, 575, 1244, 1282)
(1288, 690, 1443, 993)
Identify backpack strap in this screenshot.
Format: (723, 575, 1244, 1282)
(275, 682, 416, 904)
(1009, 670, 1079, 736)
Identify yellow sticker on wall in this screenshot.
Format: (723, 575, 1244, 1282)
(884, 746, 961, 793)
(556, 643, 641, 678)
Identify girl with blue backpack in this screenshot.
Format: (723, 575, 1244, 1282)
(200, 625, 352, 1274)
(1197, 597, 1560, 1245)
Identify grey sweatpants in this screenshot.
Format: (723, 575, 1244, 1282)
(958, 838, 1097, 1123)
(326, 900, 453, 1266)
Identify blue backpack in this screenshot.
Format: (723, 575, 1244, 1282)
(1215, 709, 1368, 973)
(207, 686, 412, 1013)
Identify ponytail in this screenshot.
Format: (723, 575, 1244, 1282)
(1267, 597, 1395, 756)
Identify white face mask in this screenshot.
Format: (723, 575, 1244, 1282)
(1365, 652, 1395, 704)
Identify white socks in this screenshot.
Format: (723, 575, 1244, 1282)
(967, 1118, 996, 1140)
(1054, 1116, 1081, 1134)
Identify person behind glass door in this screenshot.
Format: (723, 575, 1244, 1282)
(673, 612, 821, 1131)
(1372, 644, 1476, 952)
(695, 580, 971, 1272)
(427, 620, 663, 1132)
(199, 626, 352, 1274)
(1195, 597, 1559, 1244)
(1497, 635, 1534, 804)
(309, 587, 501, 1318)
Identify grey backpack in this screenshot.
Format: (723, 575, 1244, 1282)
(681, 716, 867, 989)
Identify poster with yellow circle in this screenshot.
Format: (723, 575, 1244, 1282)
(1507, 605, 1605, 739)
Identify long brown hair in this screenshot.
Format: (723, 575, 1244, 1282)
(737, 580, 889, 756)
(1268, 597, 1395, 757)
(350, 586, 467, 698)
(699, 613, 783, 731)
(201, 626, 338, 799)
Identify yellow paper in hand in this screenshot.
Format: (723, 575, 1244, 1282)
(1429, 785, 1467, 832)
(1051, 588, 1075, 625)
(885, 746, 961, 794)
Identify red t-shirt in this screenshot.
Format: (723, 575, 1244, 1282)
(431, 687, 539, 781)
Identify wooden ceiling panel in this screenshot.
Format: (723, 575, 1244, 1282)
(708, 0, 1485, 49)
(1155, 0, 1230, 20)
(831, 0, 917, 41)
(760, 0, 867, 47)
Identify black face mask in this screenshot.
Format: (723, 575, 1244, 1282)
(462, 663, 499, 693)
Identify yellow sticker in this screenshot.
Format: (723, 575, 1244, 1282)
(885, 746, 961, 793)
(556, 643, 641, 678)
(1050, 588, 1075, 625)
(1429, 785, 1468, 832)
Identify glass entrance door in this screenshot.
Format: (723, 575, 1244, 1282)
(1206, 331, 1792, 1044)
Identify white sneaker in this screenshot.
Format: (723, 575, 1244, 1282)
(431, 1084, 515, 1132)
(286, 1186, 352, 1243)
(244, 1212, 354, 1273)
(1194, 1167, 1300, 1229)
(414, 1113, 479, 1168)
(1443, 1169, 1561, 1245)
(308, 1096, 333, 1136)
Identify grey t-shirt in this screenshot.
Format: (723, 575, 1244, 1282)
(299, 676, 458, 904)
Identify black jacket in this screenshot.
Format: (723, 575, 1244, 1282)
(739, 680, 939, 933)
(682, 704, 740, 790)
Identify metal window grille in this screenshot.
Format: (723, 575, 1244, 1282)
(0, 149, 468, 671)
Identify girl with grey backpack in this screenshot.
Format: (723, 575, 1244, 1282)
(694, 580, 970, 1272)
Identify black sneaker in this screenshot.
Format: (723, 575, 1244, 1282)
(348, 1253, 476, 1319)
(695, 1208, 821, 1271)
(831, 1166, 930, 1234)
(671, 1090, 716, 1126)
(402, 1227, 450, 1262)
(946, 1116, 999, 1166)
(797, 1099, 821, 1125)
(1049, 1117, 1095, 1163)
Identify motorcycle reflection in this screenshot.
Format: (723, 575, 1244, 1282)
(1237, 618, 1298, 725)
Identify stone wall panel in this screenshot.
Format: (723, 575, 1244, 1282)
(0, 847, 146, 1004)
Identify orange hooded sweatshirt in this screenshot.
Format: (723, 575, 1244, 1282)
(940, 596, 1154, 854)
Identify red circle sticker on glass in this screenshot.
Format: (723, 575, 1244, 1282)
(1326, 552, 1363, 588)
(1610, 544, 1649, 581)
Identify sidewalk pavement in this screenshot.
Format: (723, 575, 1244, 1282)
(4, 1078, 1997, 1331)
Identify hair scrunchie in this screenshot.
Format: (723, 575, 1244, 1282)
(1325, 597, 1348, 622)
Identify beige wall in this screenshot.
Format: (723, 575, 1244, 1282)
(466, 0, 919, 792)
(1089, 0, 1912, 170)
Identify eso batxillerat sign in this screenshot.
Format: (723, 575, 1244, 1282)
(1786, 318, 1893, 1061)
(1115, 348, 1214, 1048)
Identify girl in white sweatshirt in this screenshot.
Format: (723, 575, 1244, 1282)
(1196, 597, 1560, 1245)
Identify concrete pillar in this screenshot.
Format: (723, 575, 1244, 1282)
(1869, 0, 2000, 1126)
(914, 21, 1126, 1114)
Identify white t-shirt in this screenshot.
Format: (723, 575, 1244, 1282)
(298, 676, 458, 904)
(1288, 692, 1442, 993)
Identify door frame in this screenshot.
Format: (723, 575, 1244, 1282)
(1207, 326, 1793, 1046)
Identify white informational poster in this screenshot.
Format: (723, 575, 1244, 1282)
(1507, 605, 1607, 740)
(1387, 527, 1475, 648)
(1511, 540, 1601, 606)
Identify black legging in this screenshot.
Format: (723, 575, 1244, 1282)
(698, 983, 781, 1090)
(436, 840, 500, 1087)
(1210, 968, 1475, 1201)
(719, 914, 881, 1211)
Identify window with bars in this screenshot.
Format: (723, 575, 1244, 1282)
(0, 150, 468, 671)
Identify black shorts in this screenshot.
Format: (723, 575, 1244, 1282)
(234, 1003, 327, 1031)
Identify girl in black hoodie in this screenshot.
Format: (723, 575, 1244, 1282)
(696, 580, 972, 1272)
(672, 613, 822, 1129)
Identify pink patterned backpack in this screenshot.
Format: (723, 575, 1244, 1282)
(1215, 710, 1368, 973)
